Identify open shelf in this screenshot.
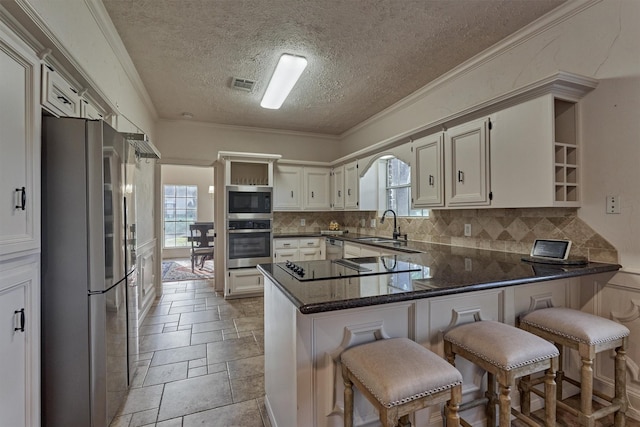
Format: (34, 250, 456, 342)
(553, 99, 578, 203)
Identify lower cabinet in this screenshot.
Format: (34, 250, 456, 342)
(225, 267, 263, 298)
(263, 276, 584, 427)
(0, 260, 39, 427)
(273, 237, 325, 262)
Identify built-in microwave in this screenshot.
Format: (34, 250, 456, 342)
(226, 185, 272, 218)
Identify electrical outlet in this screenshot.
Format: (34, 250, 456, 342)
(300, 218, 306, 226)
(606, 195, 620, 214)
(370, 219, 376, 228)
(464, 223, 472, 237)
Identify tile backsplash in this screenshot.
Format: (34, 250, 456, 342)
(273, 208, 618, 263)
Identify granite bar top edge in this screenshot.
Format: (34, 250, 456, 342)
(258, 261, 620, 315)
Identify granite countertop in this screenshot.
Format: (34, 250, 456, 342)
(259, 241, 620, 314)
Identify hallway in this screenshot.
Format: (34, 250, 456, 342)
(111, 279, 270, 427)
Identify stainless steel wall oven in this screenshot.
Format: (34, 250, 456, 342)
(227, 219, 272, 268)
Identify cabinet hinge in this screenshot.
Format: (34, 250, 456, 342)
(228, 272, 231, 277)
(488, 120, 493, 130)
(489, 191, 493, 201)
(411, 146, 414, 152)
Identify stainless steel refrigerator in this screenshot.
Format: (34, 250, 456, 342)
(41, 117, 137, 427)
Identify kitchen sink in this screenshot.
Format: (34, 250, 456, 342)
(356, 236, 397, 243)
(356, 236, 404, 244)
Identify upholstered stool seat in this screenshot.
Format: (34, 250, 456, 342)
(520, 307, 629, 427)
(444, 320, 559, 427)
(341, 337, 463, 427)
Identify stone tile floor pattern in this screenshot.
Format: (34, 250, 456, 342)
(111, 278, 640, 427)
(110, 279, 271, 427)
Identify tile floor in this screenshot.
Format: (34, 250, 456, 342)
(110, 278, 271, 427)
(111, 278, 640, 427)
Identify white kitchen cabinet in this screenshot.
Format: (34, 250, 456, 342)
(303, 167, 331, 210)
(330, 166, 345, 209)
(274, 164, 302, 210)
(344, 160, 359, 210)
(445, 117, 491, 206)
(411, 133, 445, 208)
(273, 237, 325, 262)
(41, 63, 81, 118)
(490, 94, 580, 207)
(226, 267, 263, 298)
(0, 25, 41, 259)
(0, 261, 40, 427)
(80, 98, 104, 120)
(274, 165, 331, 211)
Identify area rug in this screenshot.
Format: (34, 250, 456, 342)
(161, 259, 215, 282)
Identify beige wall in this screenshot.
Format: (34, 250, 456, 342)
(156, 120, 340, 165)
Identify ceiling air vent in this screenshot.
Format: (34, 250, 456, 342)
(231, 77, 255, 92)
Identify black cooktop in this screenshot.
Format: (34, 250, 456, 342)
(276, 256, 421, 282)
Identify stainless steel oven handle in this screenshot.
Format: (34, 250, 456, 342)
(227, 229, 272, 234)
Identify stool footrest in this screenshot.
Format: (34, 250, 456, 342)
(458, 396, 489, 413)
(511, 407, 544, 427)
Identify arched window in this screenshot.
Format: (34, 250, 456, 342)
(384, 157, 428, 217)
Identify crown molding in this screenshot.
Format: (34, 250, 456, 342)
(331, 70, 598, 166)
(340, 0, 602, 139)
(83, 0, 157, 119)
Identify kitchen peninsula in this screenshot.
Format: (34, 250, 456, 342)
(258, 242, 620, 427)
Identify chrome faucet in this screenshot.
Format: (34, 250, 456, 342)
(380, 209, 401, 240)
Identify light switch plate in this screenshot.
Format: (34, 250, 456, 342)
(300, 218, 306, 226)
(464, 224, 472, 236)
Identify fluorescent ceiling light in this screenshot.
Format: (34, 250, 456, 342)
(260, 54, 307, 109)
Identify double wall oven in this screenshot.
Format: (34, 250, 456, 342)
(226, 185, 272, 268)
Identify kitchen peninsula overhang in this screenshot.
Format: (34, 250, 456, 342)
(258, 243, 620, 314)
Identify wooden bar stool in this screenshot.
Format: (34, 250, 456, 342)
(341, 337, 463, 427)
(520, 307, 629, 427)
(444, 320, 559, 427)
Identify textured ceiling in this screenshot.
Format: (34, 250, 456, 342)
(101, 0, 566, 135)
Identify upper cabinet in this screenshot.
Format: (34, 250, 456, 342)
(410, 73, 593, 210)
(330, 166, 345, 210)
(218, 151, 281, 187)
(274, 164, 302, 210)
(0, 24, 41, 258)
(303, 167, 331, 210)
(411, 118, 490, 209)
(445, 118, 491, 207)
(274, 164, 330, 211)
(41, 63, 81, 118)
(411, 133, 445, 208)
(344, 160, 359, 210)
(489, 94, 579, 208)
